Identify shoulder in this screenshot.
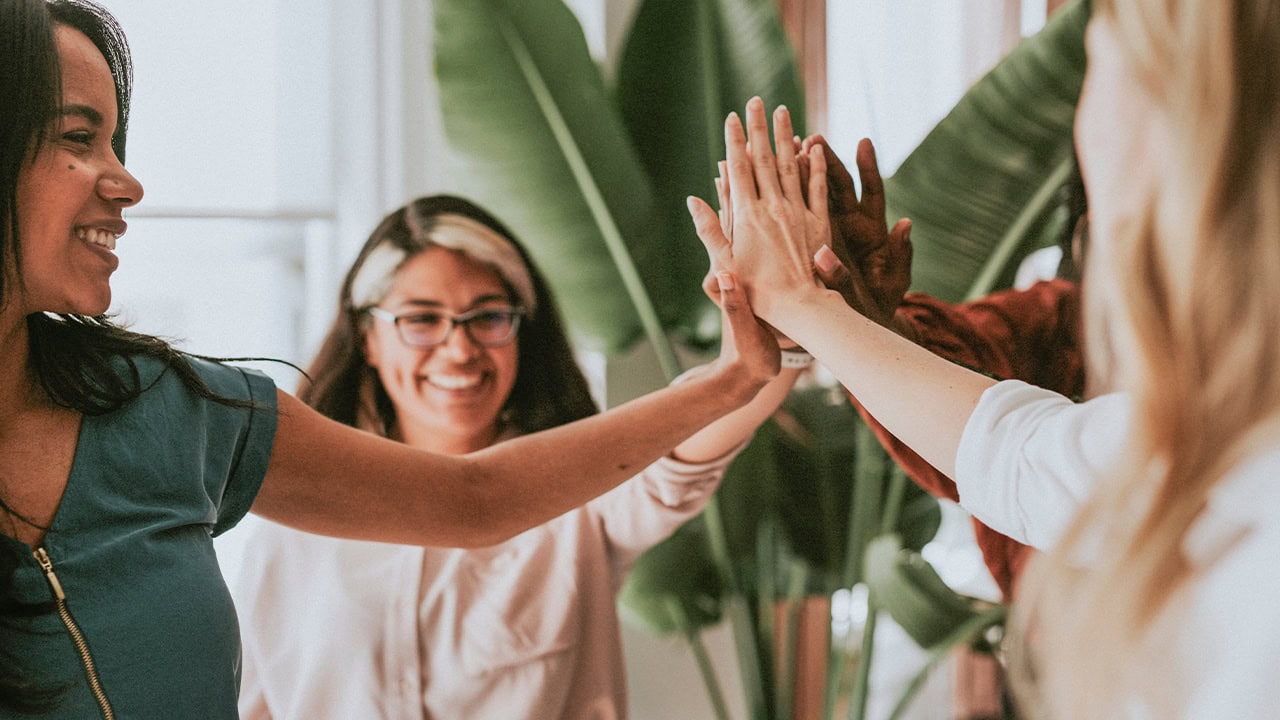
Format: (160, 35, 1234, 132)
(127, 353, 277, 407)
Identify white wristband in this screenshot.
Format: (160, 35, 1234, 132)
(780, 348, 814, 369)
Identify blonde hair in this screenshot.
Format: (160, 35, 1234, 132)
(1012, 1, 1280, 715)
(349, 212, 538, 315)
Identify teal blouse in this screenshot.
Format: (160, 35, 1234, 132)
(2, 355, 277, 719)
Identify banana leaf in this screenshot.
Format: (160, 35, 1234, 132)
(886, 0, 1090, 302)
(863, 533, 999, 650)
(619, 389, 941, 634)
(616, 0, 806, 347)
(434, 0, 672, 361)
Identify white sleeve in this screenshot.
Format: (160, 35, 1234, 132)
(954, 380, 1132, 549)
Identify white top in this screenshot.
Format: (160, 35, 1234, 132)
(231, 447, 740, 720)
(954, 380, 1280, 716)
(954, 380, 1130, 549)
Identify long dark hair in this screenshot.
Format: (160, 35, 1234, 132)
(300, 195, 599, 436)
(0, 1, 254, 711)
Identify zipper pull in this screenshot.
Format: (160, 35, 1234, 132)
(33, 547, 67, 601)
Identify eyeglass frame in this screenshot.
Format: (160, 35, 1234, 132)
(364, 304, 527, 349)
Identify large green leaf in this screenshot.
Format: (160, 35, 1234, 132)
(886, 0, 1090, 302)
(615, 0, 806, 346)
(434, 0, 669, 356)
(620, 389, 941, 634)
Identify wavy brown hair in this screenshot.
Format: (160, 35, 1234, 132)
(299, 195, 599, 437)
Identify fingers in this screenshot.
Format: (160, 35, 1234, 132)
(806, 144, 828, 227)
(724, 112, 758, 204)
(745, 97, 781, 199)
(814, 244, 857, 311)
(716, 160, 733, 240)
(702, 269, 721, 304)
(773, 105, 803, 202)
(716, 272, 779, 375)
(688, 195, 732, 263)
(814, 244, 851, 288)
(715, 271, 743, 319)
(890, 217, 914, 266)
(814, 135, 856, 217)
(855, 138, 885, 219)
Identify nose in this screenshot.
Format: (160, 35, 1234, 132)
(99, 158, 144, 208)
(437, 320, 482, 360)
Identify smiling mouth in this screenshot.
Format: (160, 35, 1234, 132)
(77, 227, 120, 252)
(426, 373, 484, 391)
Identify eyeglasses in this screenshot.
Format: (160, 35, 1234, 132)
(366, 305, 526, 348)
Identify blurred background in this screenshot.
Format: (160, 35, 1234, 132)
(100, 2, 1061, 718)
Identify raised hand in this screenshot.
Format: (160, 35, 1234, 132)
(687, 98, 830, 328)
(802, 135, 912, 328)
(708, 271, 781, 388)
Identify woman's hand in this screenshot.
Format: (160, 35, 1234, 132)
(687, 98, 830, 329)
(707, 271, 781, 392)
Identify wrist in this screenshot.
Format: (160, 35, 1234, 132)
(780, 348, 813, 369)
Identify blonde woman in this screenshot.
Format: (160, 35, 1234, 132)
(688, 0, 1280, 712)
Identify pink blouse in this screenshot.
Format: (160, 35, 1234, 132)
(231, 447, 741, 719)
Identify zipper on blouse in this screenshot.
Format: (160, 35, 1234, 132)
(33, 547, 116, 720)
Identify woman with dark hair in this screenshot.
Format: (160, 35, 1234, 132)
(232, 195, 802, 719)
(0, 2, 797, 717)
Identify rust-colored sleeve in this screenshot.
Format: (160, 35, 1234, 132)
(850, 279, 1084, 599)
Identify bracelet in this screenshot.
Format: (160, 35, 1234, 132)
(780, 348, 814, 369)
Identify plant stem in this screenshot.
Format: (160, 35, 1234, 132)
(672, 599, 733, 720)
(847, 591, 878, 720)
(493, 9, 682, 380)
(703, 499, 770, 718)
(963, 156, 1075, 301)
(885, 606, 1008, 720)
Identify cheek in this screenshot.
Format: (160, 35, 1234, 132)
(494, 347, 521, 397)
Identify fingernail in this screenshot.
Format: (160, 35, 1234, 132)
(814, 245, 837, 272)
(686, 196, 698, 213)
(727, 111, 739, 124)
(717, 271, 735, 291)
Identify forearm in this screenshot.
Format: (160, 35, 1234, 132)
(256, 364, 765, 548)
(671, 364, 801, 463)
(766, 288, 996, 479)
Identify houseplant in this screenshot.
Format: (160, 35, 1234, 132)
(432, 0, 1088, 717)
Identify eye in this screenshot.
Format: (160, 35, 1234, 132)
(401, 312, 447, 330)
(469, 310, 513, 331)
(62, 129, 95, 147)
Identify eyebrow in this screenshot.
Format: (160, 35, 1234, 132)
(397, 294, 513, 310)
(60, 104, 104, 126)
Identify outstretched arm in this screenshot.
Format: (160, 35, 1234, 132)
(251, 274, 777, 548)
(689, 98, 995, 478)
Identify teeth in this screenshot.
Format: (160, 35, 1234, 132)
(428, 374, 481, 390)
(76, 228, 119, 251)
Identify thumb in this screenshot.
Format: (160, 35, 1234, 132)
(688, 196, 731, 262)
(814, 244, 851, 288)
(716, 271, 745, 321)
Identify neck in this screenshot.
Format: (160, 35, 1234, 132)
(0, 310, 44, 424)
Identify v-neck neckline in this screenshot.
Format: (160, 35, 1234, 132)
(1, 411, 90, 555)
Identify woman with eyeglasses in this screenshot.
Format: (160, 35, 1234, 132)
(230, 195, 803, 720)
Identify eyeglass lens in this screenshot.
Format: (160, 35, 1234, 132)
(397, 309, 521, 348)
